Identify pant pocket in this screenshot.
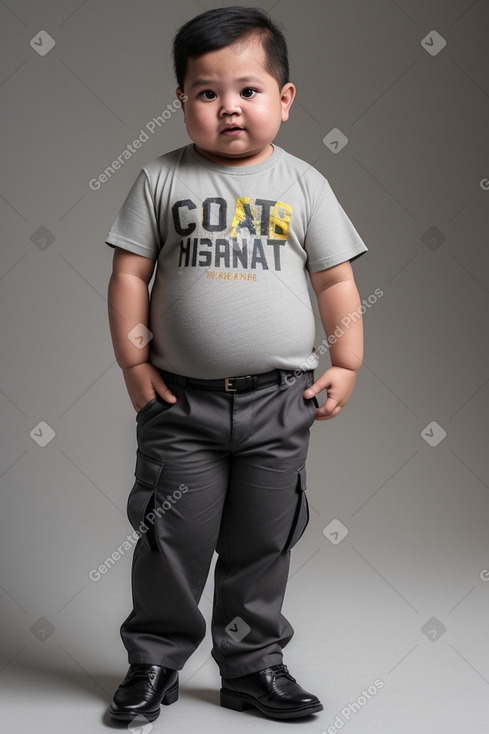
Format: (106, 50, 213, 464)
(126, 450, 165, 550)
(283, 465, 310, 552)
(136, 393, 177, 431)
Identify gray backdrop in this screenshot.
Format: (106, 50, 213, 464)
(1, 1, 488, 732)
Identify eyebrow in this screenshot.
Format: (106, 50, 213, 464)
(190, 75, 265, 89)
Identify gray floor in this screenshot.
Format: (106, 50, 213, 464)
(2, 533, 488, 733)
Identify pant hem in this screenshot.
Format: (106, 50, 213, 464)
(217, 652, 284, 679)
(127, 653, 184, 670)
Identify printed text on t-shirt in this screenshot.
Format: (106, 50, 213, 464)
(174, 196, 292, 272)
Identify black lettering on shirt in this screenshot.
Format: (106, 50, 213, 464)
(266, 239, 285, 271)
(232, 238, 248, 268)
(202, 197, 227, 232)
(215, 239, 230, 268)
(173, 200, 197, 236)
(250, 239, 268, 270)
(198, 238, 212, 267)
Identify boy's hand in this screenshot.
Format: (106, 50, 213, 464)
(303, 366, 358, 421)
(122, 363, 177, 412)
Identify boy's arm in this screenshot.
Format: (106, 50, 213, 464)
(108, 247, 177, 411)
(304, 260, 363, 421)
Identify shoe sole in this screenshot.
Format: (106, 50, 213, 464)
(109, 679, 179, 722)
(220, 688, 323, 720)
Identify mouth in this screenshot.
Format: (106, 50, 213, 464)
(221, 125, 244, 136)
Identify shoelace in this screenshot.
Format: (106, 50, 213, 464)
(124, 667, 157, 685)
(262, 664, 296, 682)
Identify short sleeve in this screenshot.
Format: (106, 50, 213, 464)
(304, 180, 368, 272)
(105, 169, 162, 259)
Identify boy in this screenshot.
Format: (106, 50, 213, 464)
(105, 6, 367, 724)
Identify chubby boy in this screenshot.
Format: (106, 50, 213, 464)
(105, 5, 367, 724)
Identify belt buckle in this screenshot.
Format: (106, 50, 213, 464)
(224, 376, 252, 392)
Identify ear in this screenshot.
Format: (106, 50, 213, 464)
(280, 82, 296, 122)
(176, 87, 186, 118)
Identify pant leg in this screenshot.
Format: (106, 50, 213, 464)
(211, 370, 317, 678)
(120, 381, 230, 669)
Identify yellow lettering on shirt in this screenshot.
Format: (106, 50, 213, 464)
(269, 201, 292, 239)
(230, 197, 260, 237)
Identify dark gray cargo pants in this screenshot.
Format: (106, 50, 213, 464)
(120, 368, 317, 678)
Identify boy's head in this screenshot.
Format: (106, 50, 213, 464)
(172, 6, 295, 167)
(173, 6, 290, 92)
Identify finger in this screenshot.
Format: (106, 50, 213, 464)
(134, 394, 156, 412)
(155, 378, 177, 403)
(316, 395, 338, 418)
(316, 404, 342, 421)
(303, 379, 330, 399)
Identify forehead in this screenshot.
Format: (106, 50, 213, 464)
(184, 36, 273, 86)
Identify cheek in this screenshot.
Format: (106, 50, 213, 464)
(188, 110, 214, 135)
(253, 113, 281, 137)
(250, 103, 281, 128)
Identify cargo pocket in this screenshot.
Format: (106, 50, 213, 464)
(283, 465, 310, 552)
(126, 450, 164, 550)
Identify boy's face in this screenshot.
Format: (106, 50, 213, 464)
(177, 36, 295, 166)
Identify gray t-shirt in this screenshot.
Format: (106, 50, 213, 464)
(105, 144, 367, 378)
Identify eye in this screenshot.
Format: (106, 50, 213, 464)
(241, 88, 257, 99)
(200, 90, 217, 100)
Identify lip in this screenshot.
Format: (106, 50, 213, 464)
(221, 126, 244, 136)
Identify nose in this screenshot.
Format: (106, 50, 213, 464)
(219, 93, 241, 117)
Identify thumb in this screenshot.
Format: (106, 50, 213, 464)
(154, 376, 177, 403)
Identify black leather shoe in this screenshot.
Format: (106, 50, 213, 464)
(220, 663, 323, 719)
(109, 664, 179, 722)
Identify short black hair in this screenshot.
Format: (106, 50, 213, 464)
(173, 6, 289, 91)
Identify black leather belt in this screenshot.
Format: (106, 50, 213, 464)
(160, 369, 284, 393)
